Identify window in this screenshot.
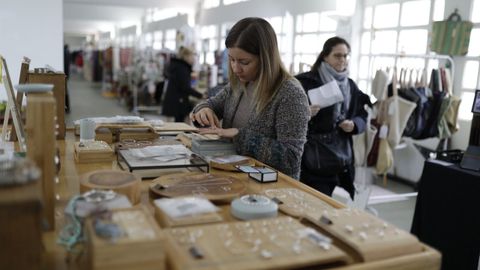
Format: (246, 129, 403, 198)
(357, 0, 443, 94)
(223, 0, 248, 5)
(165, 29, 176, 51)
(198, 25, 218, 65)
(203, 0, 220, 9)
(293, 12, 337, 73)
(153, 31, 163, 50)
(458, 0, 480, 120)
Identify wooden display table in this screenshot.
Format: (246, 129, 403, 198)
(40, 130, 440, 270)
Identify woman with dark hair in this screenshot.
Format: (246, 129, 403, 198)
(190, 17, 309, 179)
(295, 36, 371, 199)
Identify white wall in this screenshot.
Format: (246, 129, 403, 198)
(0, 0, 63, 100)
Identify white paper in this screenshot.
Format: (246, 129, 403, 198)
(307, 80, 344, 109)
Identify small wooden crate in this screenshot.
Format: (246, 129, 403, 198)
(74, 141, 114, 163)
(85, 206, 166, 270)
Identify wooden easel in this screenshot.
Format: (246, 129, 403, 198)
(0, 55, 26, 151)
(10, 57, 30, 142)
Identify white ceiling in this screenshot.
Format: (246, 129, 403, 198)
(63, 0, 198, 36)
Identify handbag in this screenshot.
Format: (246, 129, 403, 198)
(430, 9, 473, 55)
(302, 130, 352, 175)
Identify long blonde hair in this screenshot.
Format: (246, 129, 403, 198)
(225, 17, 292, 113)
(177, 46, 194, 62)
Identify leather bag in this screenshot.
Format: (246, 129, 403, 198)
(302, 130, 352, 175)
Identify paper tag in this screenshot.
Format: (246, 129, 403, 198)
(379, 124, 389, 139)
(388, 101, 396, 116)
(307, 80, 344, 109)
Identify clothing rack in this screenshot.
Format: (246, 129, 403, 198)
(366, 53, 456, 186)
(366, 53, 455, 95)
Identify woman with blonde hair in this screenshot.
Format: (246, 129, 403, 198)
(190, 17, 309, 179)
(162, 46, 202, 122)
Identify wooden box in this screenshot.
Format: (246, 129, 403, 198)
(85, 206, 166, 270)
(74, 141, 114, 163)
(25, 92, 56, 230)
(0, 180, 43, 270)
(153, 198, 223, 228)
(27, 71, 66, 139)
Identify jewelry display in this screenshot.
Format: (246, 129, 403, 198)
(209, 155, 255, 171)
(0, 156, 40, 186)
(236, 166, 278, 183)
(150, 172, 246, 201)
(264, 188, 335, 218)
(85, 206, 166, 269)
(304, 208, 423, 262)
(164, 216, 347, 270)
(114, 137, 181, 152)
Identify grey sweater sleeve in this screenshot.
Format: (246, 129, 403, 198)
(234, 79, 309, 179)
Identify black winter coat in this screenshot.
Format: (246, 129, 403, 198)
(162, 58, 202, 117)
(295, 70, 371, 198)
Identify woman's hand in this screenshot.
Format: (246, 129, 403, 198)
(338, 119, 355, 133)
(309, 104, 321, 119)
(190, 108, 220, 128)
(198, 127, 239, 138)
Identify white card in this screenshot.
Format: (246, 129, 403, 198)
(307, 80, 344, 109)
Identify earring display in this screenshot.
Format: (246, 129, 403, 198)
(85, 206, 166, 270)
(236, 166, 278, 183)
(163, 216, 348, 270)
(230, 194, 278, 220)
(150, 172, 246, 201)
(153, 196, 223, 227)
(264, 188, 335, 218)
(114, 137, 181, 152)
(74, 140, 114, 163)
(304, 208, 423, 262)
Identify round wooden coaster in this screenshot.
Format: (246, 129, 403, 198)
(149, 172, 246, 201)
(80, 170, 141, 204)
(209, 155, 255, 171)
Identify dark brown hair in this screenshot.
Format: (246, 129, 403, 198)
(311, 36, 351, 72)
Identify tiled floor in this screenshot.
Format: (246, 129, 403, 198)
(66, 75, 419, 232)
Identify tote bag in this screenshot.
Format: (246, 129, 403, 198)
(431, 10, 473, 55)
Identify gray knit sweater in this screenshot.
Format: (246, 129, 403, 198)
(193, 78, 309, 179)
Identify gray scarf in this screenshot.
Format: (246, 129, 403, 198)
(318, 62, 351, 114)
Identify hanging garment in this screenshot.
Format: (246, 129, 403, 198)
(385, 83, 417, 148)
(371, 69, 389, 101)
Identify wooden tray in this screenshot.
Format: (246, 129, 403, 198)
(80, 170, 141, 204)
(149, 172, 246, 201)
(303, 208, 423, 262)
(164, 216, 348, 270)
(85, 206, 166, 270)
(263, 188, 335, 218)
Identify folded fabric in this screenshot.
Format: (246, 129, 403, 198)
(386, 95, 417, 148)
